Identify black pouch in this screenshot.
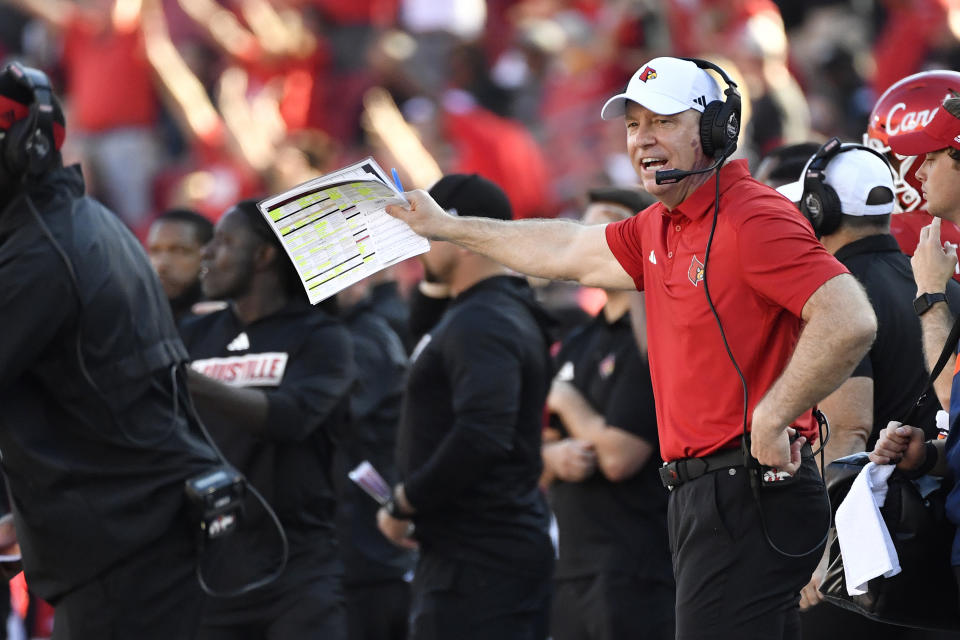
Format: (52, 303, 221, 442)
(821, 453, 960, 630)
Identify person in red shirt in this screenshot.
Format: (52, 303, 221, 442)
(384, 56, 877, 640)
(11, 0, 162, 230)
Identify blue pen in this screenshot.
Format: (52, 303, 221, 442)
(391, 168, 404, 193)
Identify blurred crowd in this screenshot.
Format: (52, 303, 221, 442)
(2, 0, 960, 246)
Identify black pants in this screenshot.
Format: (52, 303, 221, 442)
(550, 572, 675, 640)
(669, 456, 830, 640)
(345, 578, 411, 640)
(409, 553, 551, 640)
(52, 523, 202, 640)
(197, 572, 346, 640)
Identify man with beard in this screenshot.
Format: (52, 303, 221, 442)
(377, 174, 554, 640)
(147, 208, 214, 322)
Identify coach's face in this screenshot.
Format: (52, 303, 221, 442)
(625, 102, 712, 210)
(200, 208, 257, 301)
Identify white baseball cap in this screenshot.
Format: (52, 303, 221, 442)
(777, 146, 895, 216)
(600, 57, 723, 120)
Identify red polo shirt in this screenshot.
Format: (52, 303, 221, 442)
(605, 160, 848, 461)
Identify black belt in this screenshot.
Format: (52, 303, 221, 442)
(659, 448, 745, 489)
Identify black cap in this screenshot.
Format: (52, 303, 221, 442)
(428, 174, 513, 221)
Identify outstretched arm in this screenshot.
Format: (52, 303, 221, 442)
(386, 190, 635, 289)
(750, 273, 877, 468)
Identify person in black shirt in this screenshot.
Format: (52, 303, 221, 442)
(181, 199, 355, 640)
(0, 62, 225, 639)
(777, 142, 960, 639)
(335, 280, 415, 640)
(542, 191, 674, 640)
(146, 208, 215, 322)
(377, 174, 554, 640)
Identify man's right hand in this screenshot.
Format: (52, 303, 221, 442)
(869, 422, 925, 469)
(543, 439, 597, 482)
(912, 218, 958, 294)
(385, 190, 454, 240)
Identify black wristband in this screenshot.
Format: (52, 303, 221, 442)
(914, 292, 948, 316)
(904, 441, 938, 479)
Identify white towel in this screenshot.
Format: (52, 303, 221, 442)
(835, 461, 901, 595)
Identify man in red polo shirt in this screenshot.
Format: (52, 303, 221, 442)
(385, 56, 876, 639)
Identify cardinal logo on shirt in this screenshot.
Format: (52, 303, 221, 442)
(639, 67, 657, 82)
(688, 255, 705, 286)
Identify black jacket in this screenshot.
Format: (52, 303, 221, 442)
(0, 165, 221, 600)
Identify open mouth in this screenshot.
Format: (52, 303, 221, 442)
(641, 158, 668, 171)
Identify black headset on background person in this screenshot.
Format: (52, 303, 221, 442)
(800, 137, 897, 238)
(0, 61, 58, 184)
(654, 57, 742, 185)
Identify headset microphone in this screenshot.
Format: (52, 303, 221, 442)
(655, 154, 726, 185)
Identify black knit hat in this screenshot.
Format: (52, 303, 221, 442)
(428, 174, 513, 221)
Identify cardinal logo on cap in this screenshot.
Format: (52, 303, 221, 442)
(639, 67, 657, 82)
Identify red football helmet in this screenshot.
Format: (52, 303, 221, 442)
(864, 70, 960, 211)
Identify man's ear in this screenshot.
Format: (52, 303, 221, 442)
(254, 243, 277, 271)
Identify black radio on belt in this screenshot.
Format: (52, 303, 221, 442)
(185, 466, 245, 539)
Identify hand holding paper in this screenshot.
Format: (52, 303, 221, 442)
(257, 157, 428, 304)
(384, 189, 458, 241)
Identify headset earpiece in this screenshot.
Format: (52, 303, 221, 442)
(799, 137, 896, 238)
(681, 58, 742, 159)
(0, 63, 56, 180)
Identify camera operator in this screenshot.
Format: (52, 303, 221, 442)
(0, 62, 227, 638)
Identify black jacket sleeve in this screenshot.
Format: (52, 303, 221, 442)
(263, 322, 356, 442)
(0, 226, 75, 389)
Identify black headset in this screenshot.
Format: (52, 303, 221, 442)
(655, 58, 742, 184)
(0, 62, 57, 182)
(800, 137, 896, 237)
(688, 57, 742, 159)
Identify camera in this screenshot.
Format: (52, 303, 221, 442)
(185, 466, 245, 539)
